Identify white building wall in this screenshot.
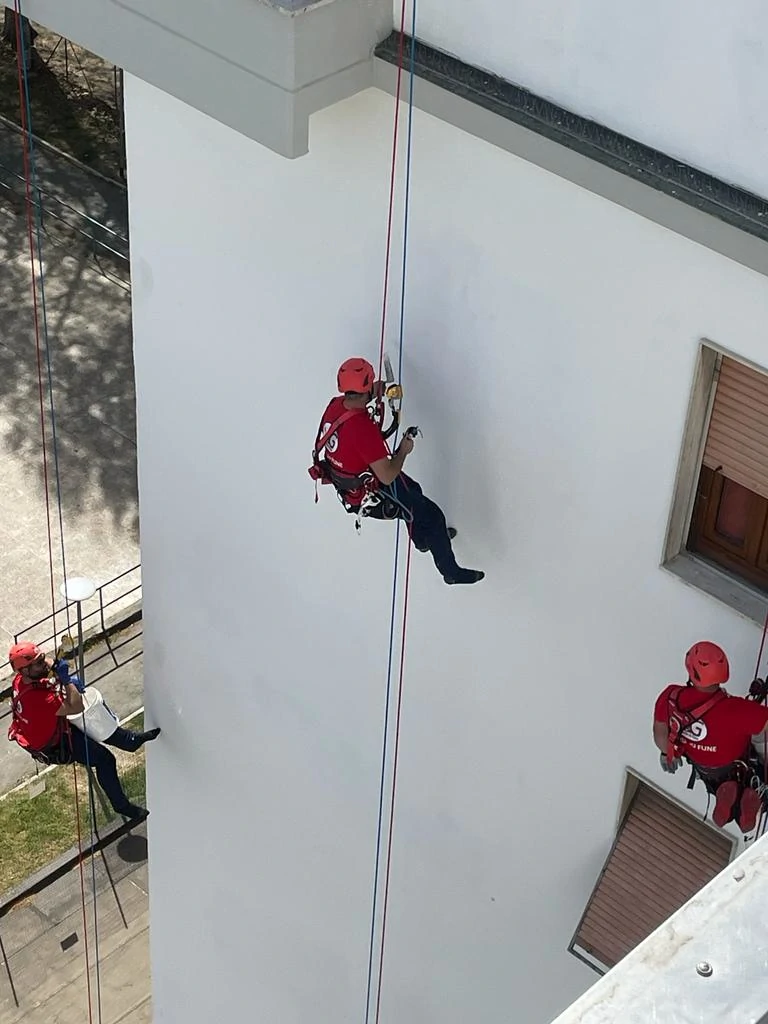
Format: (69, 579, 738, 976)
(125, 76, 768, 1024)
(413, 0, 768, 199)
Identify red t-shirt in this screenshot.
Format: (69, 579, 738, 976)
(318, 398, 389, 500)
(8, 675, 63, 751)
(654, 684, 768, 767)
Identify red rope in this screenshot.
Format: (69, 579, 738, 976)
(368, 9, 415, 1014)
(374, 535, 414, 1024)
(72, 763, 95, 1024)
(755, 608, 768, 827)
(14, 8, 93, 1018)
(754, 607, 768, 683)
(12, 2, 58, 630)
(377, 3, 408, 384)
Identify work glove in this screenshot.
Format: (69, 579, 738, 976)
(53, 658, 86, 693)
(749, 678, 768, 701)
(52, 658, 70, 685)
(660, 752, 682, 774)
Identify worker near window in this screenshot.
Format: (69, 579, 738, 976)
(653, 641, 768, 833)
(311, 357, 484, 586)
(7, 642, 159, 820)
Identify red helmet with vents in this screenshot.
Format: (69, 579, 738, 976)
(685, 641, 729, 687)
(337, 358, 375, 395)
(9, 641, 43, 671)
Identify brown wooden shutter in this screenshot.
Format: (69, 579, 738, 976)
(570, 783, 732, 972)
(703, 356, 768, 499)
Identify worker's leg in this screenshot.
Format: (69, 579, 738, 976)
(103, 725, 161, 753)
(383, 475, 483, 584)
(68, 727, 144, 817)
(393, 476, 458, 576)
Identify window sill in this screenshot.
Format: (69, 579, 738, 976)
(663, 552, 768, 628)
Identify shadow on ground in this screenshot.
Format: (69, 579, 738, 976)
(0, 201, 137, 539)
(0, 34, 124, 181)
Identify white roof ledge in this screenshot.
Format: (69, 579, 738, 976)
(23, 0, 393, 157)
(552, 832, 768, 1024)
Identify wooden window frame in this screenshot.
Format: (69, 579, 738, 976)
(688, 466, 768, 590)
(662, 342, 768, 625)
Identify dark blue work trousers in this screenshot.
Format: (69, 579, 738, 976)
(63, 726, 141, 815)
(367, 473, 460, 580)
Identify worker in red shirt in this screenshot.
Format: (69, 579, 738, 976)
(653, 641, 768, 833)
(312, 358, 484, 585)
(7, 642, 158, 820)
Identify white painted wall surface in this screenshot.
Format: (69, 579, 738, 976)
(125, 76, 768, 1024)
(410, 0, 768, 199)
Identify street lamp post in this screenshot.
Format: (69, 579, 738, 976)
(59, 576, 97, 685)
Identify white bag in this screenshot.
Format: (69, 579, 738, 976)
(67, 687, 119, 743)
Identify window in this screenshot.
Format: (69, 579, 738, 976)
(664, 345, 768, 622)
(687, 356, 768, 590)
(569, 778, 733, 975)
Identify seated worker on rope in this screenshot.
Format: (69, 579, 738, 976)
(7, 642, 160, 820)
(310, 357, 484, 586)
(653, 641, 768, 833)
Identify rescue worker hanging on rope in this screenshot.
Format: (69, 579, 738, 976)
(653, 641, 768, 833)
(7, 642, 159, 820)
(309, 358, 484, 585)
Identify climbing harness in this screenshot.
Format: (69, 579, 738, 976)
(666, 679, 768, 832)
(308, 362, 412, 534)
(665, 684, 727, 763)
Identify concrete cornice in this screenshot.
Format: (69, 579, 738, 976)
(23, 0, 392, 157)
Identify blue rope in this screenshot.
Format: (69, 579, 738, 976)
(16, 6, 72, 640)
(396, 19, 417, 408)
(364, 12, 418, 1023)
(16, 10, 100, 1021)
(82, 732, 103, 1024)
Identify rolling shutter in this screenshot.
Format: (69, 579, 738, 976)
(702, 356, 768, 499)
(570, 783, 732, 973)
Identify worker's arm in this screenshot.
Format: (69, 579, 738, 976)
(653, 719, 669, 754)
(370, 434, 414, 486)
(370, 432, 415, 483)
(56, 683, 84, 717)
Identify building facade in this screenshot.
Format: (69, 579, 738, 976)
(22, 1, 768, 1021)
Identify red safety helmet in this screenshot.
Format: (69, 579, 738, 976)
(9, 641, 44, 671)
(337, 358, 375, 395)
(685, 641, 729, 687)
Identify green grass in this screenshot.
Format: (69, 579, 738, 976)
(0, 746, 147, 895)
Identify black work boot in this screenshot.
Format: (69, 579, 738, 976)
(444, 568, 485, 585)
(117, 802, 149, 821)
(138, 727, 161, 746)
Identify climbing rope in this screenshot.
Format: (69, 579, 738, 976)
(375, 11, 408, 387)
(364, 7, 418, 1023)
(751, 606, 768, 841)
(12, 0, 59, 632)
(12, 5, 100, 1019)
(71, 763, 96, 1024)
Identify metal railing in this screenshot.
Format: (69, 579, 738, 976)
(0, 156, 129, 262)
(0, 564, 142, 717)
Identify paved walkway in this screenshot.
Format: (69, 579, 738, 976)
(0, 116, 129, 256)
(0, 136, 139, 650)
(0, 822, 151, 1023)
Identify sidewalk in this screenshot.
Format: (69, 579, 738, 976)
(0, 820, 151, 1023)
(0, 158, 139, 648)
(0, 115, 129, 255)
